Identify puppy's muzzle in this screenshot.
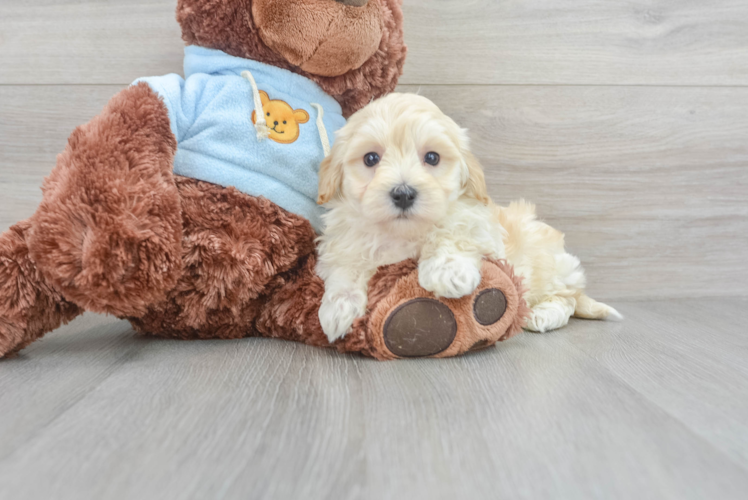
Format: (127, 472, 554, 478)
(390, 185, 418, 211)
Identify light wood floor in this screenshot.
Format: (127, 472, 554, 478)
(1, 298, 747, 500)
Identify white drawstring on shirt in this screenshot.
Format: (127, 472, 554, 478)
(242, 70, 331, 157)
(310, 103, 331, 158)
(241, 70, 269, 141)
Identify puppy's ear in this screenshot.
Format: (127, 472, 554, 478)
(462, 150, 490, 204)
(317, 155, 344, 205)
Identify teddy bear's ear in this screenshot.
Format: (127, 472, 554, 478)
(259, 90, 270, 105)
(317, 154, 344, 205)
(294, 109, 310, 124)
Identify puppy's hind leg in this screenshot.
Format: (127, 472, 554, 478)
(525, 296, 576, 333)
(574, 293, 623, 322)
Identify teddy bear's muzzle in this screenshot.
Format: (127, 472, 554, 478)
(252, 0, 382, 77)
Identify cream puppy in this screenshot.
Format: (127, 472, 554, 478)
(316, 93, 621, 342)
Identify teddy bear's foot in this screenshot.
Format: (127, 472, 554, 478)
(0, 221, 82, 358)
(341, 259, 529, 360)
(382, 286, 511, 357)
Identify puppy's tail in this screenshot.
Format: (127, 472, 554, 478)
(573, 293, 623, 321)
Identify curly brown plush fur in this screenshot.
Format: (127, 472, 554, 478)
(0, 221, 82, 357)
(27, 83, 182, 319)
(130, 176, 321, 342)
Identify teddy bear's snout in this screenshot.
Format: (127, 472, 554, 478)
(252, 0, 382, 77)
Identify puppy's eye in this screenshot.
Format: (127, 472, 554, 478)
(424, 152, 440, 166)
(266, 112, 270, 116)
(364, 152, 380, 167)
(283, 121, 287, 124)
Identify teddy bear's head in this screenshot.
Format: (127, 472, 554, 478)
(177, 0, 406, 117)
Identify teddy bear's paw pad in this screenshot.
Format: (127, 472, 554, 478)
(473, 288, 507, 326)
(383, 298, 456, 358)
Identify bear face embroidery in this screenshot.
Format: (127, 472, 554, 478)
(251, 90, 310, 144)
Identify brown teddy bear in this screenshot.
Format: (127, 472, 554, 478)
(0, 0, 528, 361)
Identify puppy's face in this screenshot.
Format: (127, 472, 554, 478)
(318, 93, 488, 229)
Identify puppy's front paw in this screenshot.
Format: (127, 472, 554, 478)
(319, 289, 368, 342)
(418, 255, 482, 299)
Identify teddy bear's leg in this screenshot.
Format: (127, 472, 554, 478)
(129, 178, 320, 341)
(254, 254, 331, 348)
(340, 259, 530, 360)
(254, 256, 529, 360)
(0, 220, 82, 358)
(26, 83, 183, 319)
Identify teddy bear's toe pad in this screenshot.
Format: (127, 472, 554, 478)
(473, 288, 507, 326)
(383, 298, 457, 357)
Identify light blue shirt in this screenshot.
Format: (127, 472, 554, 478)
(135, 46, 345, 232)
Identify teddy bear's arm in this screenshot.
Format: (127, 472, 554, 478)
(25, 82, 184, 319)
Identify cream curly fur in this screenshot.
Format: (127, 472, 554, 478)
(316, 93, 621, 342)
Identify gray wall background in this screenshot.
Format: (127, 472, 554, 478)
(1, 0, 747, 300)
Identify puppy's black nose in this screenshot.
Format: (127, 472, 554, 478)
(274, 121, 279, 126)
(390, 185, 418, 210)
